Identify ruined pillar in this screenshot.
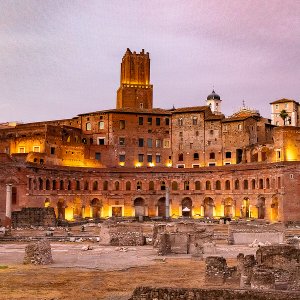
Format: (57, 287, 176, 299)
(165, 187, 170, 219)
(5, 184, 12, 227)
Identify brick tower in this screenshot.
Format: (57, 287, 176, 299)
(116, 48, 153, 109)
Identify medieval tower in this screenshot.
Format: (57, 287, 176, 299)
(116, 48, 153, 109)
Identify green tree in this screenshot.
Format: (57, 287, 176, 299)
(279, 109, 288, 125)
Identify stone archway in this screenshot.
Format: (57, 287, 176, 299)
(224, 198, 234, 217)
(203, 197, 214, 218)
(73, 198, 82, 219)
(271, 197, 279, 222)
(57, 199, 65, 220)
(181, 197, 192, 218)
(157, 197, 166, 217)
(257, 197, 266, 219)
(90, 198, 102, 218)
(134, 197, 145, 217)
(242, 197, 250, 218)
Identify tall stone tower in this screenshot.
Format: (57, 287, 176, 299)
(116, 48, 153, 109)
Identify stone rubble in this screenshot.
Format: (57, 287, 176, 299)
(23, 239, 53, 265)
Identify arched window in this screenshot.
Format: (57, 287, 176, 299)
(225, 180, 230, 190)
(195, 181, 201, 190)
(52, 180, 57, 190)
(149, 181, 154, 190)
(60, 180, 64, 190)
(251, 179, 256, 190)
(67, 180, 71, 190)
(161, 181, 166, 190)
(76, 180, 80, 190)
(126, 181, 131, 191)
(93, 181, 98, 191)
(259, 179, 264, 189)
(178, 153, 184, 161)
(137, 181, 142, 190)
(12, 187, 17, 204)
(103, 181, 108, 191)
(206, 181, 211, 190)
(46, 179, 50, 190)
(84, 181, 89, 190)
(86, 122, 91, 131)
(243, 180, 248, 190)
(215, 180, 221, 190)
(184, 181, 190, 190)
(266, 178, 270, 189)
(172, 181, 178, 191)
(193, 153, 199, 160)
(39, 178, 43, 190)
(115, 181, 120, 190)
(235, 179, 239, 190)
(28, 178, 32, 190)
(209, 152, 215, 159)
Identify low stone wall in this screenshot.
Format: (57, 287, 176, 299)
(228, 223, 284, 245)
(12, 207, 56, 228)
(108, 223, 145, 246)
(129, 287, 300, 300)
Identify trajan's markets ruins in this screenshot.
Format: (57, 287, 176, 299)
(1, 49, 300, 300)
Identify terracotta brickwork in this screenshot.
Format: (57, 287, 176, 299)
(1, 49, 300, 224)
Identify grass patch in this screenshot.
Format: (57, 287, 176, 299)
(0, 265, 8, 269)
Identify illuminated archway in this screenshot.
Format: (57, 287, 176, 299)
(181, 197, 192, 217)
(90, 198, 102, 218)
(134, 197, 145, 217)
(257, 197, 266, 219)
(271, 197, 279, 222)
(203, 197, 214, 218)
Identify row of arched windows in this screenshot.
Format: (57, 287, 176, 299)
(29, 177, 276, 192)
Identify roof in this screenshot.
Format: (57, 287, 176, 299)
(270, 98, 299, 105)
(171, 106, 209, 114)
(205, 114, 225, 121)
(78, 108, 172, 116)
(222, 116, 255, 123)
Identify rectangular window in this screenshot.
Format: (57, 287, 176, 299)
(192, 164, 200, 168)
(119, 137, 125, 145)
(99, 121, 104, 129)
(177, 164, 185, 168)
(225, 151, 232, 158)
(163, 139, 170, 148)
(147, 154, 153, 163)
(33, 146, 40, 153)
(138, 117, 143, 125)
(147, 138, 153, 148)
(138, 154, 144, 162)
(165, 118, 170, 126)
(155, 139, 161, 148)
(119, 154, 125, 162)
(147, 117, 152, 125)
(18, 147, 25, 153)
(178, 118, 183, 126)
(156, 118, 160, 126)
(192, 117, 197, 125)
(138, 138, 144, 147)
(50, 147, 55, 155)
(119, 120, 125, 129)
(95, 152, 101, 161)
(156, 154, 161, 163)
(208, 163, 216, 166)
(98, 138, 105, 145)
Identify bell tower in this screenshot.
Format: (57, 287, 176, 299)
(116, 48, 153, 109)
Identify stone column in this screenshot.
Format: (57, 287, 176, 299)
(5, 184, 12, 227)
(165, 187, 170, 219)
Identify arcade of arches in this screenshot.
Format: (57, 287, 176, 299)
(25, 170, 285, 222)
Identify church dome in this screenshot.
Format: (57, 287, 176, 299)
(207, 90, 221, 100)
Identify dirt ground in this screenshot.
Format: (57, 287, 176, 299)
(0, 243, 252, 300)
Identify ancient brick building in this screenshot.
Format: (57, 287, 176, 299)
(1, 49, 300, 224)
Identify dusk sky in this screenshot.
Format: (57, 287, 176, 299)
(0, 0, 299, 123)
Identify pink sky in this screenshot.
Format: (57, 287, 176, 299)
(0, 0, 299, 122)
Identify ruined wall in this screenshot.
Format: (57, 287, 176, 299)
(12, 208, 56, 228)
(129, 287, 300, 300)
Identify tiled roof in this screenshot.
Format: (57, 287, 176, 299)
(171, 106, 209, 114)
(78, 108, 172, 116)
(270, 98, 299, 105)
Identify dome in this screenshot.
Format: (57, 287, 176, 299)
(207, 90, 221, 100)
